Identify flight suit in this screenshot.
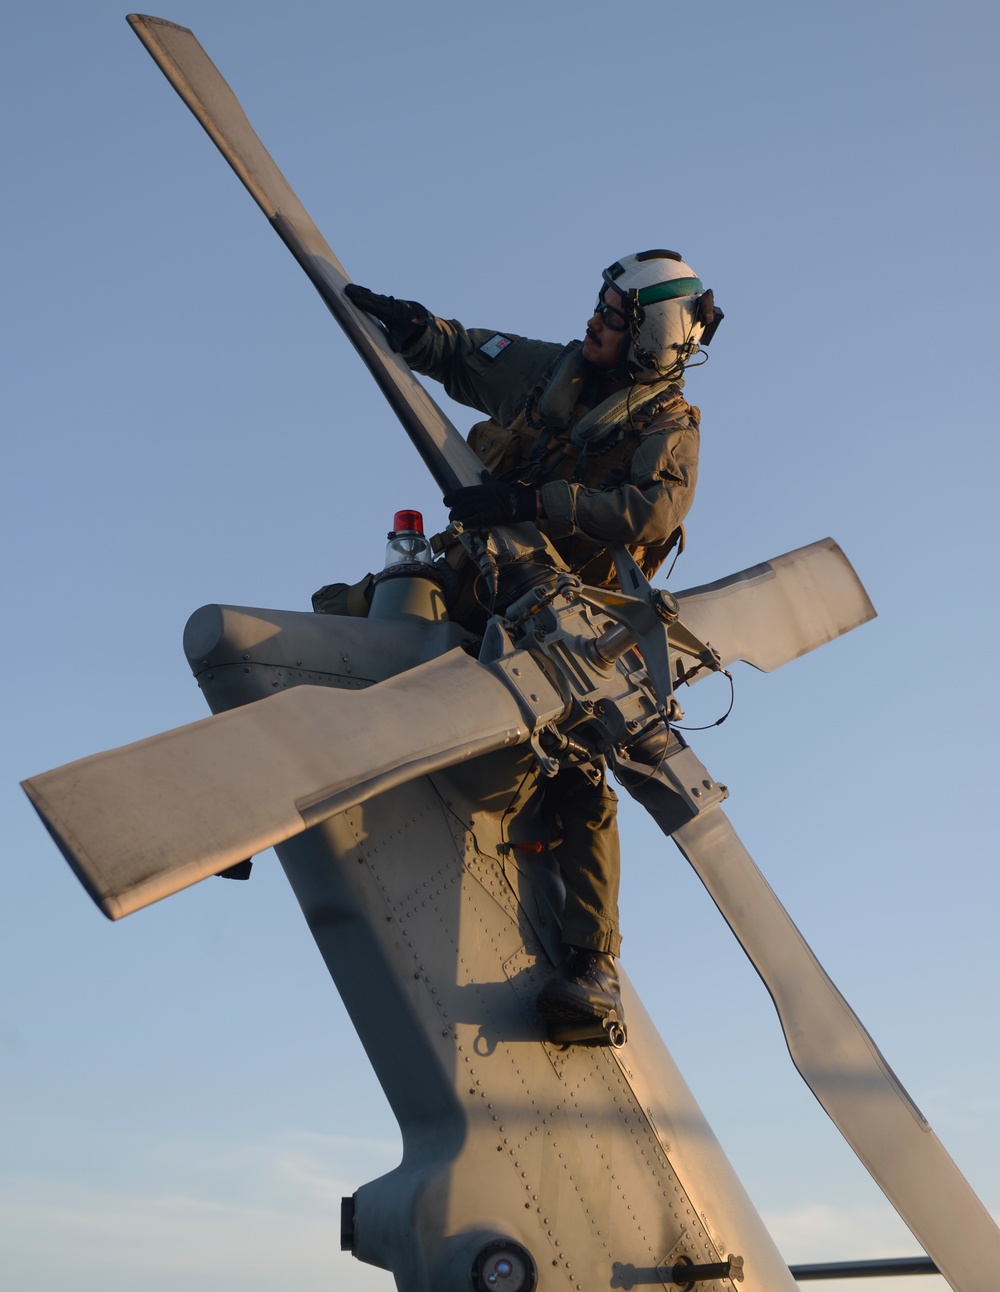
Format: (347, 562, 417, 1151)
(317, 315, 700, 957)
(404, 319, 699, 592)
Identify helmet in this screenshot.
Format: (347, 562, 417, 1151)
(600, 249, 722, 379)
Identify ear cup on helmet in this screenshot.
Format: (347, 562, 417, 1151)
(695, 288, 724, 346)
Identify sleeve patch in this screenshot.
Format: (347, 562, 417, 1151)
(478, 333, 514, 360)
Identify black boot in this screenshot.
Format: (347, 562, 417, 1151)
(537, 948, 623, 1023)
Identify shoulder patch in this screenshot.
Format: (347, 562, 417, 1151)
(478, 333, 514, 360)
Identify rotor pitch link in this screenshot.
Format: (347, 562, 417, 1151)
(527, 724, 602, 779)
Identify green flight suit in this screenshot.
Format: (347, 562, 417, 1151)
(403, 319, 700, 592)
(316, 315, 701, 957)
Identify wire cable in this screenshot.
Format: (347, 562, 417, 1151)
(672, 669, 735, 731)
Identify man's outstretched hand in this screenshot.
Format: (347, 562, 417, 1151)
(444, 481, 537, 528)
(344, 284, 431, 352)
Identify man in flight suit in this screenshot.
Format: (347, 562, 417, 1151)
(326, 250, 721, 1029)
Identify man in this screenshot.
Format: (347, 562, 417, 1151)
(324, 250, 721, 1028)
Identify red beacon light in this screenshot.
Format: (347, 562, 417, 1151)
(392, 509, 424, 535)
(383, 508, 434, 569)
(371, 506, 446, 622)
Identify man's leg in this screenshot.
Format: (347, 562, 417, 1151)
(536, 762, 624, 1022)
(544, 761, 621, 954)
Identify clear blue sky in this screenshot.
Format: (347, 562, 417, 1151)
(2, 2, 998, 1289)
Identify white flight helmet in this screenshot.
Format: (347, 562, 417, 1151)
(600, 249, 722, 379)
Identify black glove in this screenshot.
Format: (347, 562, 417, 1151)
(344, 283, 431, 352)
(443, 481, 537, 528)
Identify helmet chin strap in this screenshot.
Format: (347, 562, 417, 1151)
(628, 345, 686, 382)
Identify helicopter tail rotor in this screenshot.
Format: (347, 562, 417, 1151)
(673, 537, 876, 682)
(616, 743, 1000, 1289)
(22, 647, 559, 920)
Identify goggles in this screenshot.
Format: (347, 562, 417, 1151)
(592, 293, 628, 331)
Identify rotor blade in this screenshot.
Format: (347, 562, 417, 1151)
(673, 538, 876, 679)
(126, 13, 481, 497)
(22, 649, 545, 921)
(623, 766, 1000, 1290)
